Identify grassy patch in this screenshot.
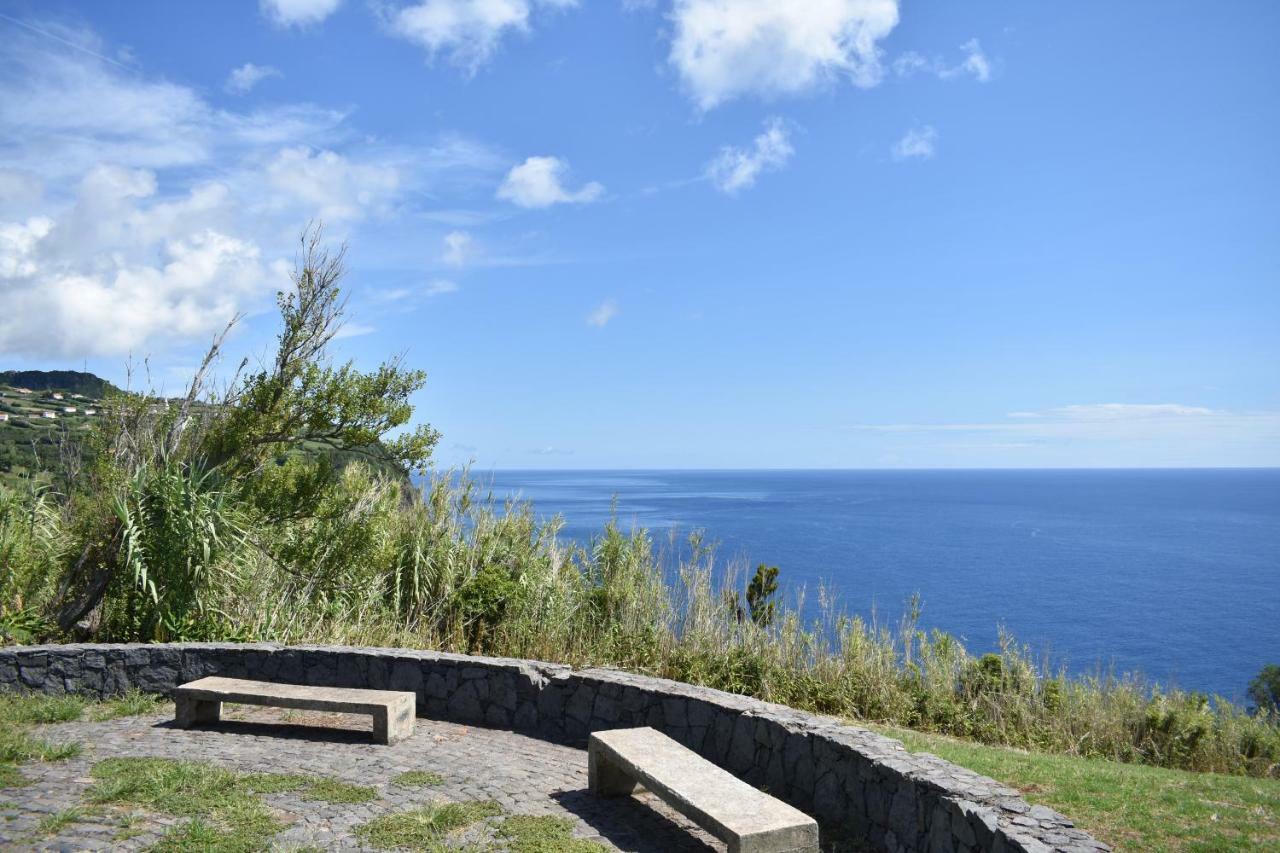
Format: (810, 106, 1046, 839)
(0, 727, 81, 764)
(0, 692, 87, 725)
(88, 757, 285, 852)
(498, 814, 605, 852)
(32, 805, 99, 837)
(392, 770, 445, 787)
(0, 763, 28, 789)
(355, 800, 502, 850)
(873, 724, 1280, 851)
(88, 690, 168, 721)
(299, 777, 378, 804)
(241, 772, 313, 794)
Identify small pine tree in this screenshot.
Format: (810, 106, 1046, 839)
(745, 563, 780, 628)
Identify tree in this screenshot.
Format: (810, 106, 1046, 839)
(745, 563, 780, 628)
(1249, 664, 1280, 717)
(201, 226, 439, 482)
(53, 225, 440, 635)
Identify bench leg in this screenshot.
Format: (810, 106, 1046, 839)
(588, 746, 638, 797)
(373, 698, 415, 745)
(174, 696, 221, 728)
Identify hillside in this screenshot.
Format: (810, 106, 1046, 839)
(0, 376, 103, 489)
(0, 370, 117, 399)
(0, 370, 409, 490)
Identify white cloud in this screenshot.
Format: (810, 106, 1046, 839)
(707, 118, 794, 194)
(892, 125, 936, 161)
(849, 404, 1270, 435)
(0, 170, 43, 218)
(226, 62, 282, 94)
(0, 19, 500, 361)
(952, 39, 991, 82)
(497, 156, 603, 208)
(442, 230, 474, 266)
(0, 168, 276, 358)
(586, 299, 618, 327)
(1042, 403, 1216, 421)
(260, 0, 342, 27)
(893, 38, 992, 83)
(333, 322, 376, 339)
(669, 0, 900, 109)
(0, 23, 345, 183)
(845, 404, 1280, 465)
(262, 146, 400, 221)
(426, 278, 459, 295)
(386, 0, 579, 72)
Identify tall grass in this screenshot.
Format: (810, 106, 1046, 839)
(1, 467, 1277, 778)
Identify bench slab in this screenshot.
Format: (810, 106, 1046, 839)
(589, 727, 818, 853)
(173, 676, 415, 744)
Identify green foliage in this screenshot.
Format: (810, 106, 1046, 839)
(745, 563, 779, 627)
(1250, 664, 1280, 717)
(200, 227, 438, 484)
(105, 462, 245, 641)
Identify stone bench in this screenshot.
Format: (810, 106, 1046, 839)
(173, 676, 416, 744)
(589, 726, 819, 853)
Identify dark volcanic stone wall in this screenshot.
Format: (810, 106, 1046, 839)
(0, 643, 1108, 853)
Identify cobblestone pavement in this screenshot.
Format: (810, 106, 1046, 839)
(0, 704, 724, 851)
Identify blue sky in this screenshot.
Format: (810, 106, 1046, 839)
(0, 0, 1276, 469)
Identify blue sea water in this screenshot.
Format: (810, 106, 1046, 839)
(473, 469, 1280, 701)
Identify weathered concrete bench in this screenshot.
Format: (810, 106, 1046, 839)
(589, 727, 819, 853)
(174, 676, 416, 744)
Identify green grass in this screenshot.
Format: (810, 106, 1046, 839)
(299, 777, 378, 803)
(32, 805, 99, 837)
(873, 724, 1280, 851)
(355, 800, 502, 851)
(0, 692, 87, 725)
(392, 770, 445, 787)
(88, 690, 168, 721)
(0, 763, 28, 789)
(0, 727, 82, 764)
(498, 814, 606, 852)
(0, 690, 166, 791)
(80, 757, 386, 848)
(241, 772, 313, 794)
(88, 757, 285, 851)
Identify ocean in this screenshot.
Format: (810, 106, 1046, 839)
(472, 469, 1280, 701)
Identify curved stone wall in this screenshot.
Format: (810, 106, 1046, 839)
(0, 643, 1106, 853)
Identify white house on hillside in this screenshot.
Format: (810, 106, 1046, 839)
(0, 413, 8, 422)
(63, 406, 76, 413)
(41, 411, 56, 419)
(51, 393, 64, 400)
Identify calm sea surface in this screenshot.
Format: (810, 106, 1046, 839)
(471, 469, 1279, 701)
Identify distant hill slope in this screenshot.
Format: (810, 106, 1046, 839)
(0, 370, 118, 398)
(1, 369, 409, 489)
